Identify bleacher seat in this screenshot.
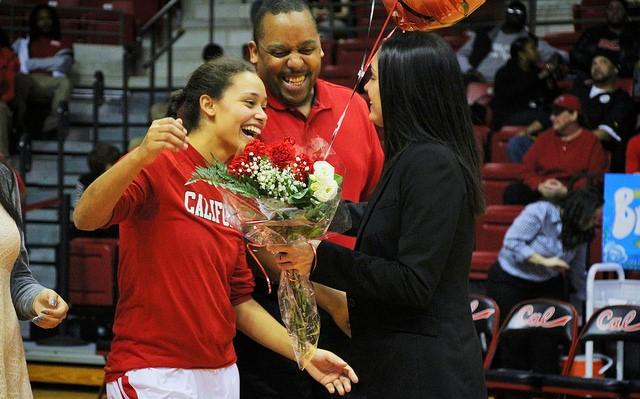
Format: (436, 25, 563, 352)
(475, 205, 523, 252)
(618, 79, 634, 97)
(543, 31, 580, 53)
(470, 251, 498, 281)
(470, 293, 501, 368)
(69, 237, 118, 307)
(541, 305, 640, 398)
(485, 299, 580, 395)
(319, 64, 357, 88)
(573, 3, 606, 32)
(470, 205, 523, 280)
(491, 125, 526, 163)
(481, 162, 524, 205)
(335, 38, 374, 68)
(440, 32, 469, 51)
(321, 39, 336, 65)
(473, 125, 489, 163)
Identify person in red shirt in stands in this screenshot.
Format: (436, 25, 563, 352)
(73, 57, 357, 399)
(503, 94, 609, 205)
(13, 4, 73, 137)
(236, 1, 384, 398)
(0, 28, 19, 158)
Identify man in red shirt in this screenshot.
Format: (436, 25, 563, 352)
(236, 1, 384, 398)
(504, 94, 609, 205)
(0, 28, 19, 157)
(13, 5, 73, 136)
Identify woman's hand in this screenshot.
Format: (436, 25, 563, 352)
(542, 256, 570, 270)
(268, 241, 319, 276)
(305, 348, 358, 396)
(135, 118, 189, 165)
(31, 289, 69, 329)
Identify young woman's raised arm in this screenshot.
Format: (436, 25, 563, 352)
(74, 118, 188, 230)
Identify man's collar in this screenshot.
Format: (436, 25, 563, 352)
(266, 79, 332, 116)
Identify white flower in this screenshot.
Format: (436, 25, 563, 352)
(311, 161, 335, 183)
(313, 179, 338, 202)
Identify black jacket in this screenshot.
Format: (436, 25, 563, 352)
(312, 143, 487, 399)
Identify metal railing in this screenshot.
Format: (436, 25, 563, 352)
(138, 0, 185, 114)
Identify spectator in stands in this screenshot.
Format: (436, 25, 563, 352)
(491, 36, 559, 130)
(574, 49, 638, 172)
(457, 0, 568, 83)
(268, 31, 487, 399)
(507, 49, 638, 170)
(72, 142, 121, 239)
(314, 0, 354, 39)
(73, 57, 356, 398)
(487, 186, 603, 373)
(571, 0, 640, 79)
(0, 28, 19, 158)
(73, 142, 121, 207)
(13, 4, 73, 137)
(238, 1, 385, 397)
(503, 94, 608, 205)
(202, 42, 224, 62)
(1, 159, 69, 398)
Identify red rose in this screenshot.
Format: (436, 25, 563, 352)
(269, 138, 296, 169)
(244, 139, 269, 159)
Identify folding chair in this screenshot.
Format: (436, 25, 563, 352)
(541, 305, 640, 398)
(484, 299, 579, 394)
(470, 293, 500, 369)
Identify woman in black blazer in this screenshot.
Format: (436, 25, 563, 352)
(273, 32, 487, 399)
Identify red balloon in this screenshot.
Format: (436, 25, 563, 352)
(382, 0, 485, 31)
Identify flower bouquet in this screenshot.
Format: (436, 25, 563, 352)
(188, 137, 344, 369)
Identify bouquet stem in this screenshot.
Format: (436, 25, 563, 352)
(277, 270, 321, 370)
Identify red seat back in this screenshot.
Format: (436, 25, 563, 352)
(481, 163, 524, 205)
(69, 238, 118, 306)
(491, 126, 526, 163)
(475, 204, 524, 251)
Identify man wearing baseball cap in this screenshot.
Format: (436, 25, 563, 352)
(571, 0, 640, 78)
(507, 48, 637, 171)
(504, 94, 608, 205)
(574, 48, 637, 172)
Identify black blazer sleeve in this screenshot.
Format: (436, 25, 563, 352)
(311, 145, 468, 310)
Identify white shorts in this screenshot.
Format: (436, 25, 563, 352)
(106, 364, 239, 399)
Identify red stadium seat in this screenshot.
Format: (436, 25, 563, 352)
(440, 32, 470, 51)
(335, 38, 373, 68)
(470, 250, 498, 281)
(543, 31, 580, 53)
(490, 125, 526, 163)
(320, 64, 358, 88)
(68, 238, 118, 307)
(617, 79, 633, 97)
(475, 204, 524, 252)
(481, 162, 524, 205)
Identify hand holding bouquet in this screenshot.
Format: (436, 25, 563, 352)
(188, 137, 345, 369)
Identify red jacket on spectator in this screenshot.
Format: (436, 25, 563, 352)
(0, 47, 19, 103)
(522, 128, 608, 190)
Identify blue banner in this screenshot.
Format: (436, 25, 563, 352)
(603, 173, 640, 270)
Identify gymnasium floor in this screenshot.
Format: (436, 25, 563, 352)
(32, 384, 101, 399)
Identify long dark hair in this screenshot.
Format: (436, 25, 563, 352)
(29, 5, 61, 40)
(168, 57, 254, 131)
(0, 160, 23, 230)
(559, 186, 603, 249)
(378, 32, 485, 215)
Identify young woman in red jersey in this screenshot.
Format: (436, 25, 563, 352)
(73, 58, 357, 399)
